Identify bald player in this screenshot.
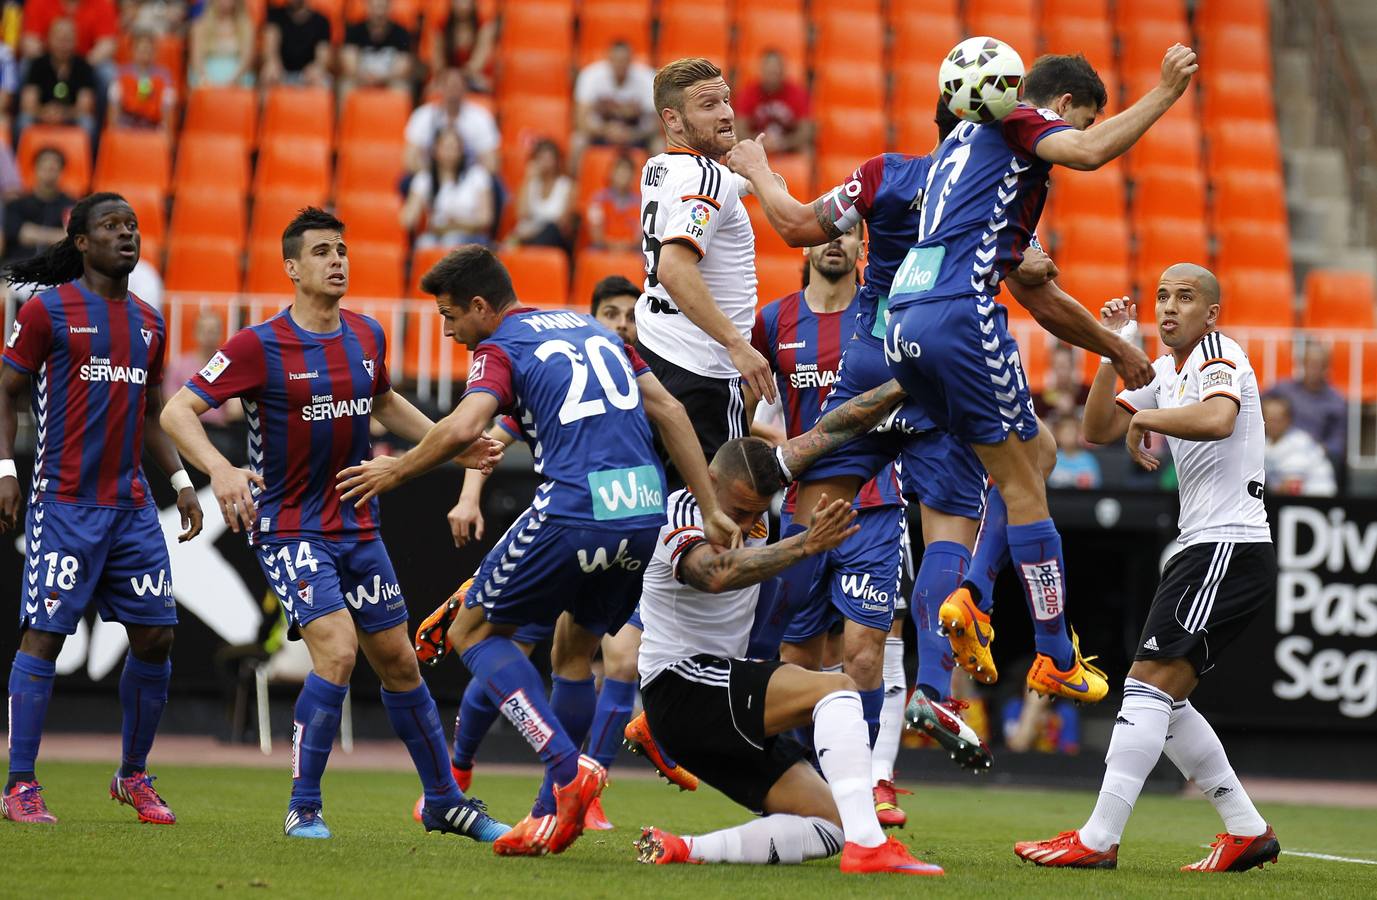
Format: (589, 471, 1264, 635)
(1015, 264, 1279, 873)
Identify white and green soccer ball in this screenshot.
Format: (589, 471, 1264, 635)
(939, 36, 1025, 124)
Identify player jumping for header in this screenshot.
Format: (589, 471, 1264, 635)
(160, 208, 507, 842)
(0, 192, 204, 825)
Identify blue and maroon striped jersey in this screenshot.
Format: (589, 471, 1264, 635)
(752, 290, 901, 511)
(3, 281, 166, 509)
(187, 308, 390, 542)
(892, 105, 1071, 309)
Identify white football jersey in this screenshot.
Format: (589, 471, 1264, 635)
(635, 149, 757, 378)
(637, 488, 771, 684)
(1117, 331, 1270, 547)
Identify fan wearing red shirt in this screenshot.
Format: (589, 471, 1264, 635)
(734, 50, 812, 155)
(21, 0, 118, 64)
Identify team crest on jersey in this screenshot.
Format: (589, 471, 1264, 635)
(44, 595, 61, 616)
(362, 357, 375, 379)
(297, 581, 314, 607)
(200, 350, 231, 383)
(140, 328, 153, 346)
(6, 320, 20, 348)
(467, 353, 487, 383)
(689, 203, 711, 227)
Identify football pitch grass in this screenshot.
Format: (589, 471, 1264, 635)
(2, 762, 1374, 898)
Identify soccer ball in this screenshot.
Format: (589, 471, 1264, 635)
(939, 36, 1025, 124)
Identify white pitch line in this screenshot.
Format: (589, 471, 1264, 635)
(1283, 850, 1377, 866)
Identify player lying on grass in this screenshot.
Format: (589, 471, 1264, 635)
(0, 192, 204, 826)
(635, 436, 942, 876)
(162, 209, 508, 842)
(1016, 266, 1279, 872)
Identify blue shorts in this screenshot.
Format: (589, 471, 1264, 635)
(256, 537, 407, 636)
(467, 508, 658, 636)
(781, 504, 904, 642)
(20, 502, 176, 634)
(885, 297, 1039, 446)
(898, 430, 988, 520)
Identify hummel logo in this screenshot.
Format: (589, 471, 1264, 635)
(1212, 786, 1232, 799)
(818, 748, 830, 758)
(1115, 716, 1134, 726)
(1143, 636, 1160, 651)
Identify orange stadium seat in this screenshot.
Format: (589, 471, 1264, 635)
(1054, 262, 1132, 313)
(1304, 269, 1376, 330)
(1200, 25, 1271, 77)
(1133, 167, 1207, 225)
(964, 15, 1036, 63)
(254, 137, 333, 200)
(500, 247, 570, 307)
(746, 197, 797, 263)
(735, 11, 807, 82)
(1323, 340, 1377, 402)
(889, 0, 957, 15)
(656, 4, 728, 66)
(1125, 117, 1202, 179)
(1041, 0, 1109, 21)
(817, 153, 868, 195)
(496, 51, 572, 104)
(1211, 170, 1287, 229)
(1215, 220, 1291, 273)
(892, 62, 943, 136)
(817, 107, 886, 160)
(814, 9, 884, 64)
(339, 89, 411, 144)
(756, 255, 806, 307)
(117, 186, 166, 261)
(576, 146, 647, 214)
(771, 153, 812, 199)
(1115, 0, 1186, 29)
(1122, 70, 1199, 123)
(1206, 119, 1281, 175)
(94, 128, 170, 193)
(499, 95, 573, 157)
(250, 189, 319, 246)
(174, 134, 250, 194)
(403, 306, 469, 386)
(499, 2, 574, 55)
(1135, 217, 1209, 289)
(659, 0, 726, 14)
(894, 111, 938, 155)
(572, 249, 645, 307)
(966, 0, 1034, 18)
(182, 86, 256, 144)
(246, 241, 292, 295)
(1042, 18, 1115, 73)
(17, 125, 90, 196)
(346, 242, 406, 298)
(1052, 166, 1126, 219)
(1118, 20, 1193, 81)
(171, 188, 246, 244)
(260, 86, 334, 143)
(336, 191, 406, 247)
(409, 246, 449, 297)
(814, 63, 886, 115)
(577, 3, 652, 67)
(164, 238, 243, 293)
(1196, 0, 1271, 34)
(1056, 218, 1130, 272)
(336, 140, 406, 195)
(891, 13, 961, 66)
(1200, 73, 1276, 124)
(1217, 267, 1295, 328)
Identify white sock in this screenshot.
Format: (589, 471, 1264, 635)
(1163, 700, 1267, 836)
(687, 814, 842, 864)
(813, 689, 886, 848)
(1080, 678, 1173, 851)
(872, 637, 906, 785)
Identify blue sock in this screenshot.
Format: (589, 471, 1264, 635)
(588, 677, 636, 769)
(289, 673, 348, 811)
(967, 487, 1008, 612)
(460, 636, 579, 818)
(536, 675, 597, 813)
(118, 653, 171, 777)
(452, 677, 499, 769)
(7, 651, 55, 786)
(859, 686, 884, 747)
(749, 523, 819, 658)
(915, 540, 969, 701)
(1008, 518, 1074, 668)
(745, 576, 785, 659)
(382, 682, 463, 810)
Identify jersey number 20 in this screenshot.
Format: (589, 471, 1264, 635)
(536, 335, 640, 424)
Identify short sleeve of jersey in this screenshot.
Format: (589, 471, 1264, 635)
(187, 328, 266, 408)
(661, 160, 732, 259)
(147, 314, 167, 387)
(623, 342, 650, 377)
(819, 154, 886, 234)
(496, 415, 523, 441)
(462, 342, 516, 410)
(1196, 333, 1247, 405)
(751, 307, 774, 365)
(2, 296, 54, 374)
(659, 500, 706, 583)
(1116, 358, 1168, 414)
(1001, 105, 1074, 157)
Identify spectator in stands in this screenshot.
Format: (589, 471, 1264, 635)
(108, 28, 176, 130)
(508, 139, 574, 253)
(1266, 341, 1347, 463)
(2, 148, 73, 267)
(735, 49, 812, 156)
(591, 274, 638, 346)
(1263, 394, 1337, 497)
(1035, 342, 1090, 419)
(430, 0, 495, 93)
(163, 312, 242, 427)
(401, 129, 494, 250)
(573, 40, 656, 155)
(1047, 414, 1101, 490)
(0, 42, 18, 133)
(20, 0, 118, 69)
(120, 0, 187, 36)
(341, 0, 413, 94)
(404, 67, 500, 174)
(19, 19, 97, 143)
(188, 0, 255, 88)
(0, 142, 22, 201)
(262, 0, 332, 88)
(585, 151, 641, 252)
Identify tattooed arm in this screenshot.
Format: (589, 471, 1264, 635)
(678, 496, 857, 594)
(777, 378, 907, 481)
(723, 136, 837, 246)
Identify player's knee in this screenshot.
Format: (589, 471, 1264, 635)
(821, 670, 857, 697)
(312, 644, 357, 683)
(18, 628, 66, 662)
(843, 638, 883, 688)
(603, 650, 637, 682)
(127, 626, 174, 663)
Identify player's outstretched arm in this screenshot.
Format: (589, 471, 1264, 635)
(336, 392, 503, 507)
(724, 135, 831, 247)
(449, 420, 518, 547)
(680, 494, 858, 594)
(1083, 297, 1140, 444)
(638, 369, 742, 549)
(1034, 44, 1198, 171)
(144, 384, 204, 542)
(777, 379, 906, 480)
(0, 365, 30, 533)
(161, 387, 264, 534)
